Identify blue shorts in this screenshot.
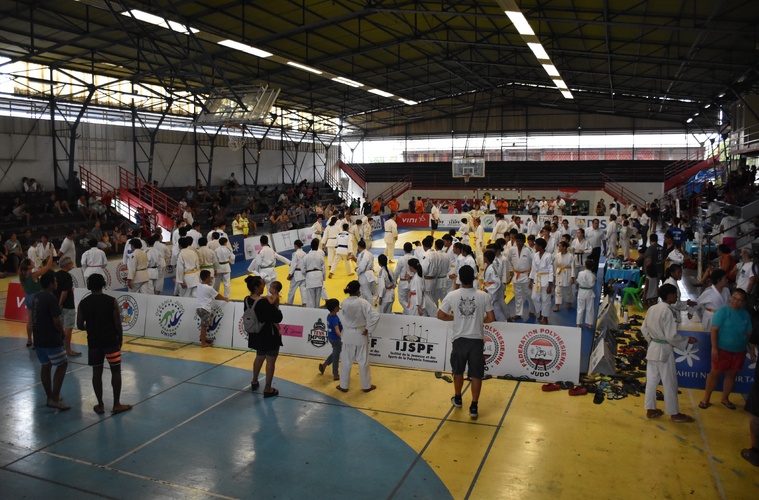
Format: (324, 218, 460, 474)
(36, 346, 68, 367)
(25, 292, 37, 310)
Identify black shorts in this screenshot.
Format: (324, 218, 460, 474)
(431, 220, 439, 230)
(450, 338, 485, 379)
(88, 344, 121, 367)
(745, 364, 759, 418)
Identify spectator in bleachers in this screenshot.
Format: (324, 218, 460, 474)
(215, 186, 229, 208)
(227, 173, 240, 190)
(88, 194, 107, 219)
(29, 178, 42, 192)
(12, 198, 31, 226)
(3, 232, 23, 273)
(195, 179, 212, 202)
(18, 228, 33, 250)
(90, 220, 111, 251)
(77, 195, 93, 221)
(45, 193, 72, 215)
(37, 235, 56, 264)
(22, 177, 32, 192)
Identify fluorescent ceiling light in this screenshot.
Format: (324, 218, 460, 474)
(505, 11, 535, 36)
(286, 61, 322, 75)
(121, 9, 198, 35)
(218, 39, 272, 58)
(527, 43, 549, 60)
(686, 117, 693, 123)
(561, 90, 573, 99)
(542, 64, 560, 77)
(368, 89, 394, 98)
(332, 77, 363, 88)
(0, 56, 10, 65)
(399, 98, 418, 106)
(704, 104, 711, 109)
(552, 79, 568, 89)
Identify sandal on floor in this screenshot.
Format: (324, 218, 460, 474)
(336, 385, 349, 393)
(263, 388, 279, 398)
(441, 375, 453, 383)
(698, 402, 711, 409)
(722, 401, 736, 410)
(670, 413, 695, 423)
(112, 404, 133, 414)
(646, 409, 664, 418)
(593, 390, 605, 404)
(741, 448, 759, 467)
(542, 383, 561, 392)
(568, 387, 588, 396)
(251, 381, 260, 391)
(93, 405, 105, 415)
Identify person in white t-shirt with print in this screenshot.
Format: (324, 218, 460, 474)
(196, 270, 230, 347)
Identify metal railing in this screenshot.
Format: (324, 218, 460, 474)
(730, 123, 759, 153)
(118, 167, 180, 219)
(599, 173, 647, 208)
(338, 160, 366, 191)
(375, 174, 413, 203)
(79, 167, 149, 231)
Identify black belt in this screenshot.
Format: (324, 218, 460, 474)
(307, 269, 320, 272)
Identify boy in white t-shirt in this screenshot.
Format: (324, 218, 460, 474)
(196, 270, 230, 347)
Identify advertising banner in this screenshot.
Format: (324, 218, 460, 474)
(368, 314, 447, 371)
(68, 267, 85, 289)
(298, 227, 315, 248)
(4, 281, 27, 322)
(143, 294, 236, 348)
(73, 288, 149, 336)
(397, 213, 430, 227)
(272, 229, 300, 253)
(105, 260, 130, 290)
(437, 214, 496, 230)
(231, 303, 331, 355)
(229, 234, 246, 262)
(675, 330, 755, 393)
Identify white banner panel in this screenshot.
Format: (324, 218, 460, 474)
(297, 227, 315, 248)
(143, 295, 235, 348)
(436, 214, 611, 234)
(105, 260, 129, 290)
(272, 229, 300, 253)
(231, 303, 330, 355)
(72, 288, 149, 337)
(437, 213, 495, 230)
(367, 314, 447, 370)
(244, 236, 263, 260)
(69, 267, 85, 289)
(463, 322, 581, 383)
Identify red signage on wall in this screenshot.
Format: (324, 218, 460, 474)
(4, 282, 28, 322)
(397, 214, 430, 227)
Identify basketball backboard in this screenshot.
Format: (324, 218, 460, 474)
(196, 85, 280, 125)
(452, 157, 485, 182)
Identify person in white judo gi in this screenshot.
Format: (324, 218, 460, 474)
(303, 239, 326, 308)
(575, 259, 596, 328)
(395, 242, 414, 314)
(690, 269, 731, 331)
(508, 233, 534, 321)
(336, 280, 380, 393)
(605, 214, 619, 260)
(248, 235, 290, 295)
(329, 223, 354, 278)
(641, 283, 697, 423)
(376, 254, 396, 314)
(351, 240, 377, 306)
(482, 250, 509, 322)
(81, 238, 108, 283)
(213, 237, 236, 299)
(553, 241, 574, 311)
(529, 238, 554, 324)
(126, 238, 152, 294)
(286, 239, 307, 305)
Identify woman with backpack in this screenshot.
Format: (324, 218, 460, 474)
(244, 275, 283, 398)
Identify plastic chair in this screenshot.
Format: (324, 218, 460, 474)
(621, 275, 646, 311)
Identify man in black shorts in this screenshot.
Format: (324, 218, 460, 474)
(32, 270, 70, 410)
(438, 265, 495, 419)
(742, 329, 759, 466)
(76, 274, 132, 415)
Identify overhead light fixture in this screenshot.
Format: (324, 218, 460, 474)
(218, 39, 272, 58)
(552, 79, 568, 89)
(0, 56, 10, 66)
(561, 90, 573, 99)
(717, 92, 726, 98)
(332, 77, 363, 88)
(694, 112, 699, 117)
(704, 103, 711, 109)
(527, 43, 549, 60)
(286, 61, 322, 75)
(542, 64, 560, 77)
(368, 89, 394, 98)
(399, 98, 418, 106)
(121, 9, 198, 35)
(505, 11, 535, 36)
(686, 117, 693, 123)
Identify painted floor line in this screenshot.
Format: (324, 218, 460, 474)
(688, 388, 726, 500)
(105, 384, 247, 468)
(387, 382, 472, 499)
(464, 381, 521, 500)
(40, 450, 239, 500)
(1, 465, 117, 500)
(0, 364, 90, 402)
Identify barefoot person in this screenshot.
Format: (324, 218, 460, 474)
(641, 283, 697, 423)
(76, 274, 132, 415)
(336, 280, 380, 393)
(698, 289, 752, 411)
(438, 265, 495, 420)
(32, 270, 70, 410)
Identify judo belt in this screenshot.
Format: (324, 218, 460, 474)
(201, 265, 214, 269)
(184, 269, 199, 274)
(218, 261, 228, 265)
(136, 267, 147, 271)
(307, 269, 320, 272)
(515, 269, 531, 279)
(424, 276, 435, 280)
(294, 268, 301, 271)
(650, 339, 669, 344)
(579, 286, 594, 290)
(705, 308, 716, 312)
(261, 265, 274, 269)
(407, 291, 417, 308)
(337, 245, 348, 248)
(557, 266, 570, 273)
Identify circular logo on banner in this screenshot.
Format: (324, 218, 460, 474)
(483, 325, 506, 370)
(155, 300, 185, 337)
(70, 273, 80, 289)
(115, 263, 129, 287)
(164, 264, 176, 277)
(237, 316, 248, 341)
(118, 295, 139, 330)
(308, 319, 328, 348)
(194, 304, 224, 343)
(518, 328, 567, 378)
(102, 268, 113, 290)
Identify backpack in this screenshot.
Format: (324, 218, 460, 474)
(242, 297, 263, 334)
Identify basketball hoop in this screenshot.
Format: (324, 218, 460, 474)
(463, 174, 471, 184)
(225, 124, 247, 151)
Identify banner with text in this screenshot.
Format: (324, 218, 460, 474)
(142, 294, 236, 348)
(73, 288, 150, 336)
(675, 330, 755, 393)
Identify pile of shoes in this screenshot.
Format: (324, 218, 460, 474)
(541, 380, 589, 396)
(577, 374, 646, 403)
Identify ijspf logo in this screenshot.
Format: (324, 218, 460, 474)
(155, 300, 185, 337)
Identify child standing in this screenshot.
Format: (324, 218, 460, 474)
(619, 220, 632, 259)
(267, 281, 283, 334)
(196, 270, 230, 347)
(319, 298, 343, 380)
(576, 259, 596, 328)
(377, 254, 396, 313)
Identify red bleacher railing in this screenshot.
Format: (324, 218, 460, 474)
(375, 174, 413, 203)
(338, 160, 366, 190)
(79, 166, 152, 232)
(600, 173, 647, 209)
(118, 167, 180, 221)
